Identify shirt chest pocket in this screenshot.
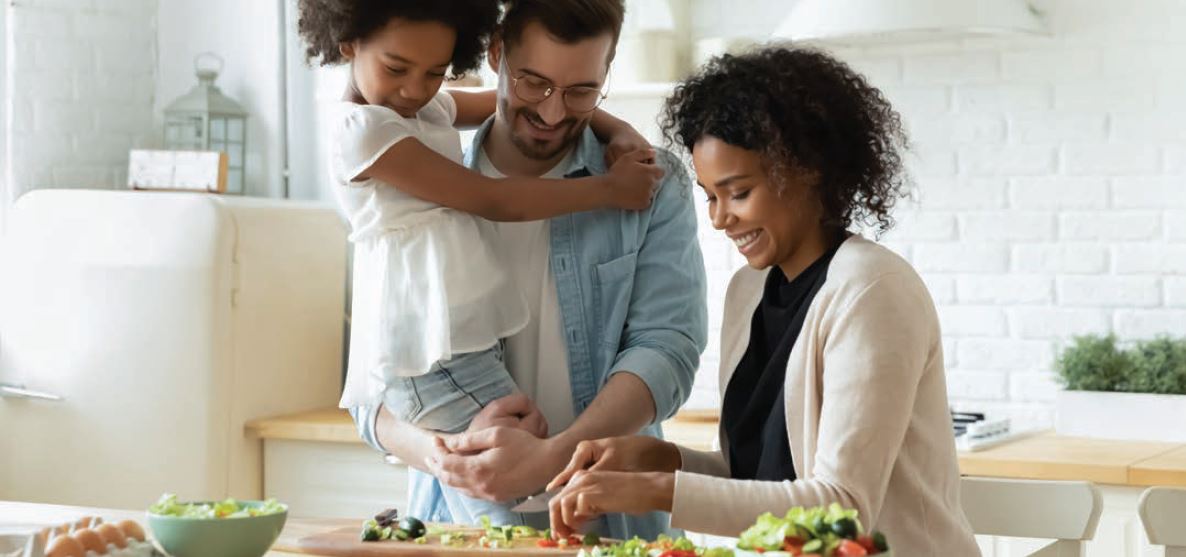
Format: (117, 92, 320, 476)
(593, 251, 638, 347)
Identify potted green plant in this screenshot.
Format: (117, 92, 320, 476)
(1055, 334, 1186, 442)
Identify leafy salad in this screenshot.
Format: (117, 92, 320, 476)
(737, 504, 888, 556)
(578, 535, 735, 557)
(148, 493, 287, 519)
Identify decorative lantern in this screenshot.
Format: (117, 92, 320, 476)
(164, 53, 248, 194)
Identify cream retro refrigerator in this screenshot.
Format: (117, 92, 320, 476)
(0, 189, 348, 509)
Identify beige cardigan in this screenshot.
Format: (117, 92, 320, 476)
(671, 236, 979, 557)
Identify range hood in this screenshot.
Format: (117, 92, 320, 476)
(774, 0, 1047, 45)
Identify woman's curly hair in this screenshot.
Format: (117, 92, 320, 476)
(661, 44, 909, 235)
(298, 0, 502, 78)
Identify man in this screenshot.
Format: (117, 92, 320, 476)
(350, 0, 707, 539)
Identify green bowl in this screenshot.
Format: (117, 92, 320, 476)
(146, 501, 287, 557)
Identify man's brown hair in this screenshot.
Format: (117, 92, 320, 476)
(499, 0, 626, 64)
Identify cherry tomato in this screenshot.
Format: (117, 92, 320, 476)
(536, 539, 558, 548)
(835, 539, 869, 556)
(780, 541, 803, 555)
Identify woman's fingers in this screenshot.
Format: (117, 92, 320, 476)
(587, 447, 618, 471)
(549, 472, 606, 538)
(547, 441, 598, 491)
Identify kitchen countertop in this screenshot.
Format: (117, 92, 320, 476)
(247, 409, 1186, 488)
(246, 408, 721, 452)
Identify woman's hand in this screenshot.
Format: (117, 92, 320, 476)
(547, 436, 681, 491)
(548, 471, 675, 538)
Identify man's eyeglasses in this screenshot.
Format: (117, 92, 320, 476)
(510, 73, 608, 113)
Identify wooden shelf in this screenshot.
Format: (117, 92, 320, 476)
(245, 408, 360, 444)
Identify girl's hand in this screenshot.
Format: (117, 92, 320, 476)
(606, 149, 664, 211)
(547, 436, 681, 492)
(468, 393, 548, 438)
(605, 127, 654, 167)
(548, 471, 675, 538)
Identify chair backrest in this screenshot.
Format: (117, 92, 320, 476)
(961, 477, 1103, 557)
(1138, 486, 1186, 557)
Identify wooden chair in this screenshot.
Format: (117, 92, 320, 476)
(961, 477, 1103, 557)
(1138, 486, 1186, 557)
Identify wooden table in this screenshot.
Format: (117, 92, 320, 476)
(957, 431, 1186, 487)
(0, 500, 354, 556)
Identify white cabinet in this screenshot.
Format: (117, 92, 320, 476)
(262, 439, 408, 519)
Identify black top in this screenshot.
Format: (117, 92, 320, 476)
(721, 245, 840, 481)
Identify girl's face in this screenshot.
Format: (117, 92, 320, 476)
(692, 135, 824, 274)
(340, 18, 456, 117)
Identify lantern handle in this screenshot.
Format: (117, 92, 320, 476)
(194, 52, 225, 80)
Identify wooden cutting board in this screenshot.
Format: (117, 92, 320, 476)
(277, 522, 598, 557)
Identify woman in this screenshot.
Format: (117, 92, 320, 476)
(544, 45, 980, 556)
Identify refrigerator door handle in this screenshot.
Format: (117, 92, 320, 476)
(0, 382, 64, 401)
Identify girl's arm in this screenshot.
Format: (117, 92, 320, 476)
(591, 109, 653, 165)
(359, 137, 660, 222)
(449, 88, 652, 163)
(448, 89, 498, 128)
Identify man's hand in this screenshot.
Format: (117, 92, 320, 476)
(468, 393, 549, 437)
(546, 435, 681, 491)
(548, 470, 674, 538)
(427, 426, 575, 502)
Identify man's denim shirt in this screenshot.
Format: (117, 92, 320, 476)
(350, 118, 708, 539)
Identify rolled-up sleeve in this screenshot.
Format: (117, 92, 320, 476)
(609, 152, 708, 423)
(348, 403, 386, 453)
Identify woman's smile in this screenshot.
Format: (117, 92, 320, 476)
(730, 229, 764, 255)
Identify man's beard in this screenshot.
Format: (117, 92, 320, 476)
(510, 107, 586, 161)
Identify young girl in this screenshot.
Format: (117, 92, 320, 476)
(298, 0, 660, 524)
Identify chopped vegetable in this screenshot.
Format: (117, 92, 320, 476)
(577, 536, 723, 557)
(375, 508, 399, 528)
(148, 493, 285, 519)
(513, 525, 540, 538)
(361, 525, 380, 542)
(399, 517, 427, 539)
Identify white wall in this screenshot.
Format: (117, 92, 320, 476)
(681, 0, 1186, 427)
(283, 0, 348, 204)
(1, 0, 9, 231)
(5, 0, 157, 202)
(156, 0, 286, 198)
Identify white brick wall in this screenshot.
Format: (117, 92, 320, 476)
(686, 0, 1186, 427)
(7, 0, 157, 198)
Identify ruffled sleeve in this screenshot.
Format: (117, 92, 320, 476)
(335, 104, 418, 183)
(428, 90, 458, 126)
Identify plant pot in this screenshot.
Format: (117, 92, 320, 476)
(1056, 390, 1186, 442)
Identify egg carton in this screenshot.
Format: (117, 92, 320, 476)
(0, 516, 163, 557)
